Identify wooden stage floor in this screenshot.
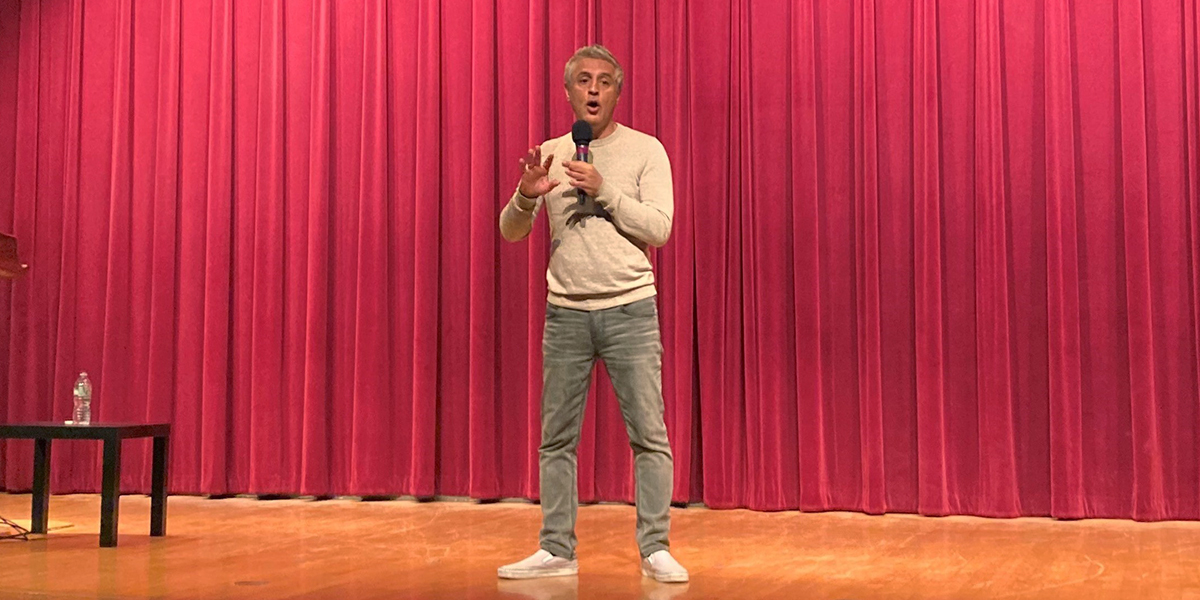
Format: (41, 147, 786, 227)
(1, 492, 1199, 599)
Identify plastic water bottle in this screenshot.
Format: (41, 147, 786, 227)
(72, 372, 92, 425)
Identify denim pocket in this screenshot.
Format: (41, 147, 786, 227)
(620, 298, 658, 318)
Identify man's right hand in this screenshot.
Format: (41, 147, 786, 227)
(517, 145, 560, 202)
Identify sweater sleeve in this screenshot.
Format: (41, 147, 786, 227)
(498, 189, 542, 242)
(593, 139, 674, 247)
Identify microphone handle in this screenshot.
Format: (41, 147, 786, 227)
(575, 144, 589, 204)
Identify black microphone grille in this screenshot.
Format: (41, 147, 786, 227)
(572, 119, 594, 145)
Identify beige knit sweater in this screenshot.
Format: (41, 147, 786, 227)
(499, 124, 674, 311)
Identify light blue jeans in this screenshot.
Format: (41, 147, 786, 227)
(538, 297, 674, 559)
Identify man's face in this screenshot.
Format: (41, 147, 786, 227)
(566, 58, 620, 136)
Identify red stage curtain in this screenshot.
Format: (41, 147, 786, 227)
(1, 0, 1199, 520)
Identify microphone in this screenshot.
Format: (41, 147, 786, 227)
(571, 119, 593, 204)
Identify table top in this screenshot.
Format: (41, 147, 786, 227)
(0, 422, 170, 439)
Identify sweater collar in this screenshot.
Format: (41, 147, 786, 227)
(588, 123, 624, 149)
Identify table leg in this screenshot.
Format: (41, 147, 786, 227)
(151, 435, 168, 536)
(100, 437, 121, 547)
(31, 438, 51, 534)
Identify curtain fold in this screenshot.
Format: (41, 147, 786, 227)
(2, 0, 1199, 520)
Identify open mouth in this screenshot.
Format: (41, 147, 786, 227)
(586, 100, 600, 114)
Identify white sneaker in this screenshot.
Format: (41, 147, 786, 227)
(498, 549, 579, 579)
(641, 549, 689, 583)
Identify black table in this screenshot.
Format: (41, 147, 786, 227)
(0, 422, 170, 547)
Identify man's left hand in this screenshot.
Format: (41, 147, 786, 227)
(562, 160, 604, 198)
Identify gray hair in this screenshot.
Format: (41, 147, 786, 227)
(563, 45, 624, 93)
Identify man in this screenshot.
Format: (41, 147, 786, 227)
(497, 45, 687, 584)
